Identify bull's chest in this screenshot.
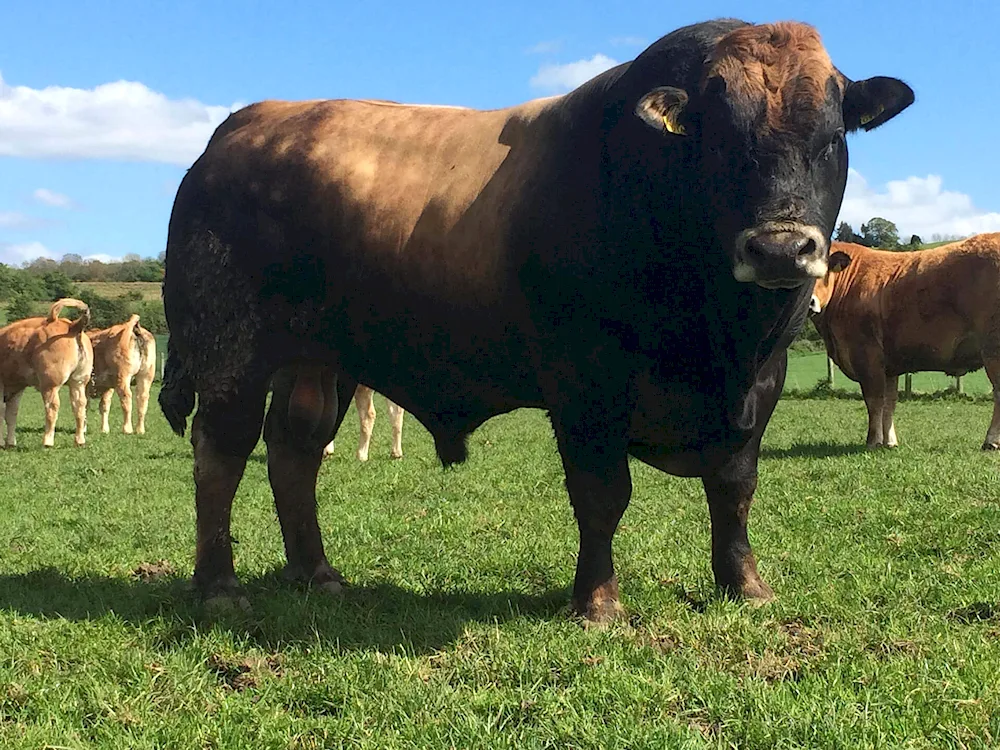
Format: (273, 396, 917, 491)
(626, 367, 746, 477)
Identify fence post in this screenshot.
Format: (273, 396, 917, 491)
(160, 352, 166, 382)
(826, 356, 835, 388)
(904, 373, 913, 397)
(955, 375, 964, 394)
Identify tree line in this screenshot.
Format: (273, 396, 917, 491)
(0, 255, 167, 333)
(835, 218, 967, 250)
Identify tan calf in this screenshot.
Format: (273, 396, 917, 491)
(0, 298, 94, 447)
(323, 385, 405, 461)
(810, 234, 1000, 449)
(87, 314, 157, 435)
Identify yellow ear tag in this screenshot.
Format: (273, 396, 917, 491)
(662, 116, 685, 135)
(859, 104, 886, 126)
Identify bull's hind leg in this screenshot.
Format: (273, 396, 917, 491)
(264, 364, 356, 593)
(981, 351, 1000, 449)
(190, 387, 268, 607)
(354, 385, 376, 461)
(99, 389, 114, 433)
(387, 397, 405, 459)
(40, 386, 60, 448)
(68, 378, 87, 446)
(116, 378, 134, 434)
(882, 374, 899, 448)
(2, 389, 22, 448)
(134, 371, 153, 435)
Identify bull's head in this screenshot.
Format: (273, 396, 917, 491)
(808, 249, 852, 314)
(635, 22, 912, 289)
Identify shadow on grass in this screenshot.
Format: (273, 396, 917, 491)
(761, 442, 867, 460)
(0, 566, 573, 654)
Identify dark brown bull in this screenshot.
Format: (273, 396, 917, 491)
(160, 19, 912, 621)
(810, 234, 1000, 449)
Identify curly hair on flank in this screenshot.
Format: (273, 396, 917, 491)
(703, 22, 841, 133)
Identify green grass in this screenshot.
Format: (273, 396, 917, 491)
(76, 282, 163, 302)
(786, 351, 994, 396)
(2, 385, 1000, 748)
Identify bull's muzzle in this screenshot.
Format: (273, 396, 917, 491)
(733, 224, 828, 289)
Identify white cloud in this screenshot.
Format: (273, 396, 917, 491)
(839, 169, 1000, 240)
(0, 72, 240, 165)
(529, 54, 620, 93)
(0, 241, 57, 266)
(32, 188, 75, 208)
(526, 40, 562, 55)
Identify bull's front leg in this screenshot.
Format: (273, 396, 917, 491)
(551, 387, 634, 624)
(702, 471, 773, 601)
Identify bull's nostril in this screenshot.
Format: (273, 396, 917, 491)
(797, 238, 816, 257)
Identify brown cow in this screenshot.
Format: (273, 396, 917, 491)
(322, 384, 405, 461)
(160, 19, 912, 619)
(0, 298, 93, 448)
(809, 234, 1000, 449)
(87, 314, 157, 435)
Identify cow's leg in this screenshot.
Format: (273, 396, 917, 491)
(116, 378, 134, 434)
(99, 389, 113, 433)
(264, 365, 356, 592)
(190, 388, 267, 607)
(387, 398, 404, 459)
(703, 350, 785, 601)
(981, 352, 1000, 449)
(40, 386, 60, 447)
(859, 373, 887, 449)
(703, 471, 773, 601)
(882, 374, 899, 448)
(551, 391, 634, 624)
(69, 379, 87, 446)
(355, 385, 376, 461)
(134, 372, 153, 435)
(322, 439, 336, 457)
(3, 389, 22, 448)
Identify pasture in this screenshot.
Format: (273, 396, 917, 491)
(1, 372, 999, 748)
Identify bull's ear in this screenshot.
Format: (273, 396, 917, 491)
(635, 87, 690, 136)
(828, 251, 852, 272)
(843, 76, 914, 132)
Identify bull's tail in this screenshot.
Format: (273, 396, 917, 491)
(158, 338, 195, 436)
(48, 298, 91, 334)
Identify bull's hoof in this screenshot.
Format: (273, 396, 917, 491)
(390, 452, 403, 460)
(315, 579, 345, 596)
(982, 442, 1000, 451)
(282, 562, 347, 595)
(204, 593, 252, 616)
(719, 574, 775, 604)
(572, 597, 626, 628)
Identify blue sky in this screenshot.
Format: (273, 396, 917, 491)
(2, 0, 998, 265)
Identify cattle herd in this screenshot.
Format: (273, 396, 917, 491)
(1, 18, 996, 624)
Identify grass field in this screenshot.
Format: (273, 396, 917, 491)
(76, 282, 163, 302)
(2, 384, 1000, 748)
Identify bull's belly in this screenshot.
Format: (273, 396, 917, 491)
(888, 334, 984, 378)
(626, 370, 742, 477)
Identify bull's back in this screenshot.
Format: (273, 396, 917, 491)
(180, 98, 559, 305)
(168, 96, 566, 413)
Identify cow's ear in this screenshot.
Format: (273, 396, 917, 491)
(828, 251, 852, 273)
(636, 87, 690, 136)
(843, 76, 914, 132)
